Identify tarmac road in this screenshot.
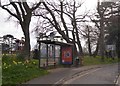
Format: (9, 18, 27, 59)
(25, 63, 119, 86)
(62, 63, 119, 85)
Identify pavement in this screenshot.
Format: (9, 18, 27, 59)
(25, 64, 103, 85)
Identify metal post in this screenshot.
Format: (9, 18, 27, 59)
(72, 46, 74, 65)
(38, 42, 41, 68)
(60, 46, 62, 65)
(0, 43, 2, 86)
(11, 40, 12, 54)
(46, 44, 48, 67)
(0, 43, 2, 55)
(53, 45, 56, 67)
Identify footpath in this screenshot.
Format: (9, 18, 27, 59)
(25, 65, 103, 85)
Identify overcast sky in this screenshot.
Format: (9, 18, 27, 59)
(0, 0, 98, 49)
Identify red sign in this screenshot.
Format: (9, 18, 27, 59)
(61, 46, 72, 64)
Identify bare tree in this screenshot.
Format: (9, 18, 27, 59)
(33, 0, 87, 65)
(80, 24, 100, 56)
(88, 0, 116, 59)
(0, 0, 42, 59)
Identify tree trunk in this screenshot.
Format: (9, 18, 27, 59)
(73, 2, 83, 57)
(20, 14, 31, 60)
(117, 24, 120, 59)
(23, 29, 31, 60)
(97, 0, 105, 61)
(88, 38, 92, 56)
(93, 37, 100, 57)
(99, 15, 105, 61)
(72, 2, 83, 66)
(93, 43, 99, 57)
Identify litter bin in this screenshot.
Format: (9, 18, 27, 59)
(33, 49, 39, 59)
(75, 57, 79, 67)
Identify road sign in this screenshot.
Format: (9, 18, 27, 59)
(106, 45, 116, 51)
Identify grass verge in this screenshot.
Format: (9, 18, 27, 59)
(83, 56, 119, 66)
(2, 54, 49, 85)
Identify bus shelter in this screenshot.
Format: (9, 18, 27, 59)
(37, 40, 74, 68)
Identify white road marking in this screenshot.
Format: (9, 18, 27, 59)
(115, 80, 118, 85)
(114, 74, 120, 85)
(63, 68, 101, 84)
(114, 80, 116, 83)
(54, 78, 65, 84)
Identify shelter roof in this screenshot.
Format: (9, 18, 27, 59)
(37, 40, 73, 46)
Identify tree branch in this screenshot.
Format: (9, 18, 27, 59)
(22, 2, 31, 13)
(60, 2, 69, 37)
(31, 2, 41, 11)
(43, 2, 71, 43)
(18, 2, 25, 18)
(10, 2, 22, 21)
(1, 6, 19, 20)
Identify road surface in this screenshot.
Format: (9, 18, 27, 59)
(26, 63, 119, 86)
(61, 64, 119, 85)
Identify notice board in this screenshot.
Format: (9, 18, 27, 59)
(61, 46, 73, 64)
